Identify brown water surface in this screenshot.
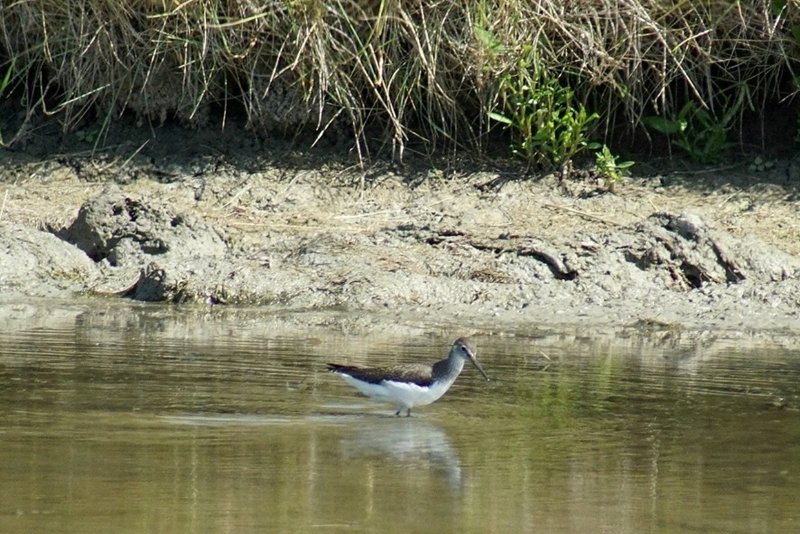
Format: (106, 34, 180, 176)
(1, 302, 798, 532)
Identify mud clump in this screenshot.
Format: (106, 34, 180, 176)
(61, 186, 226, 266)
(612, 211, 799, 290)
(55, 186, 230, 301)
(0, 222, 98, 297)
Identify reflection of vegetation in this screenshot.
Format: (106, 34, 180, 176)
(488, 349, 626, 426)
(6, 321, 800, 531)
(470, 336, 800, 518)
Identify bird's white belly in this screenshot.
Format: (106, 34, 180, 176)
(381, 379, 453, 408)
(341, 375, 454, 408)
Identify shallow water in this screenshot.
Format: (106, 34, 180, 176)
(1, 302, 799, 533)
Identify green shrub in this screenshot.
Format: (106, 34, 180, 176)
(643, 96, 741, 163)
(595, 145, 634, 184)
(487, 43, 598, 167)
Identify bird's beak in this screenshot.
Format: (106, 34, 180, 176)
(469, 353, 490, 381)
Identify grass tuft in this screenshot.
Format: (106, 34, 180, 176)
(1, 0, 798, 161)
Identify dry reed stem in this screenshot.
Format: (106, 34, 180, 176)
(0, 0, 796, 155)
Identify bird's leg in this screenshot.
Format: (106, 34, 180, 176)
(406, 408, 411, 417)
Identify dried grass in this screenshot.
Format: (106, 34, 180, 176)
(1, 0, 797, 156)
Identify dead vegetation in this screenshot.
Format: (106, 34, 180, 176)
(0, 1, 798, 158)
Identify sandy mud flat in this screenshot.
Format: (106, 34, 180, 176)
(2, 124, 799, 335)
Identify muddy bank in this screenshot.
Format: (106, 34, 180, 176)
(1, 130, 799, 333)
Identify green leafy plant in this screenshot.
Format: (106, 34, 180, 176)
(76, 124, 102, 144)
(643, 99, 734, 163)
(0, 61, 14, 147)
(748, 155, 775, 172)
(795, 113, 800, 145)
(488, 44, 599, 167)
(595, 144, 634, 183)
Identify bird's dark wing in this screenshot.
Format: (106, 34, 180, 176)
(327, 363, 434, 387)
